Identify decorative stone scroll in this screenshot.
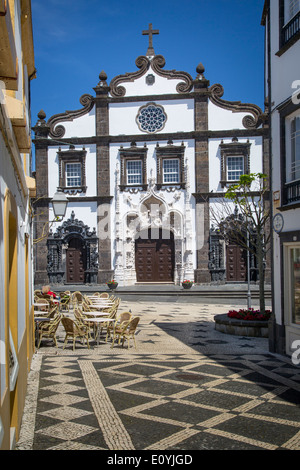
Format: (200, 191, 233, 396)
(208, 83, 265, 129)
(109, 54, 194, 97)
(110, 56, 151, 97)
(150, 55, 193, 94)
(47, 94, 94, 139)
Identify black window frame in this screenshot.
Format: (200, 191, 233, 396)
(119, 143, 148, 191)
(219, 139, 251, 188)
(58, 146, 87, 194)
(156, 141, 186, 190)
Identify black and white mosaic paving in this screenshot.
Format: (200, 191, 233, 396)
(16, 302, 300, 451)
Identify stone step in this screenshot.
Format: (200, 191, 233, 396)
(35, 284, 271, 304)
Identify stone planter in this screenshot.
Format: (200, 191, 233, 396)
(214, 313, 269, 338)
(107, 283, 118, 291)
(182, 283, 193, 289)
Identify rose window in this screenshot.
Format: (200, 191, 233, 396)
(136, 103, 167, 133)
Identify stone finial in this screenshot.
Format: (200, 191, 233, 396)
(98, 70, 108, 86)
(37, 109, 46, 121)
(33, 109, 50, 137)
(196, 63, 205, 79)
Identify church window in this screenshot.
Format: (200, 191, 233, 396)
(163, 159, 180, 183)
(227, 156, 244, 181)
(127, 160, 143, 185)
(156, 140, 186, 189)
(136, 102, 167, 133)
(57, 146, 87, 194)
(220, 139, 251, 188)
(66, 163, 82, 187)
(119, 143, 148, 191)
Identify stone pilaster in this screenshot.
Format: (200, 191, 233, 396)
(193, 66, 211, 283)
(94, 73, 114, 283)
(32, 111, 50, 286)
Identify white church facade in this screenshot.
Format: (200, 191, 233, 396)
(33, 25, 269, 288)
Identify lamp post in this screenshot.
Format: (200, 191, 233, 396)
(51, 189, 68, 221)
(247, 228, 251, 310)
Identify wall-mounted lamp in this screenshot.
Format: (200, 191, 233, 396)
(51, 189, 68, 220)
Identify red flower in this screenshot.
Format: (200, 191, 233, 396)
(227, 309, 271, 321)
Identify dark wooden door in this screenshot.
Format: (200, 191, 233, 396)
(226, 244, 247, 282)
(156, 240, 174, 282)
(135, 235, 174, 282)
(66, 238, 86, 283)
(135, 240, 156, 282)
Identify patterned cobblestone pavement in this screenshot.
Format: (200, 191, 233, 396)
(16, 301, 300, 451)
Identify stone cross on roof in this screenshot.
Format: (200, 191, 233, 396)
(142, 23, 159, 57)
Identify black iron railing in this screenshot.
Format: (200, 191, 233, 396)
(284, 180, 300, 204)
(283, 11, 300, 45)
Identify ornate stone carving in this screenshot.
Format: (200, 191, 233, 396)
(209, 209, 260, 283)
(209, 226, 226, 282)
(47, 94, 94, 139)
(209, 83, 265, 129)
(47, 211, 98, 284)
(136, 102, 167, 133)
(110, 56, 151, 97)
(109, 54, 194, 97)
(151, 55, 193, 94)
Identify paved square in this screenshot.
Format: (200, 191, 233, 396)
(16, 301, 300, 450)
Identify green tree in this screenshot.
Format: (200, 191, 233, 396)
(212, 173, 270, 315)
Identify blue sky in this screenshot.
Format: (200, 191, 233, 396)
(30, 0, 265, 132)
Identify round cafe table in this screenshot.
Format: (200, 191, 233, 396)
(84, 317, 116, 345)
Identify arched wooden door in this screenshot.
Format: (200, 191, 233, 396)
(135, 229, 174, 282)
(66, 238, 86, 284)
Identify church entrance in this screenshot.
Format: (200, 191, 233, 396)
(226, 243, 247, 282)
(135, 228, 175, 283)
(66, 238, 86, 284)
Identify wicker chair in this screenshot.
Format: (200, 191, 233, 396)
(37, 313, 62, 349)
(106, 311, 132, 342)
(34, 297, 50, 312)
(71, 291, 83, 308)
(74, 308, 93, 338)
(48, 305, 59, 318)
(82, 300, 100, 313)
(111, 316, 140, 349)
(60, 293, 71, 312)
(99, 292, 109, 299)
(61, 317, 90, 351)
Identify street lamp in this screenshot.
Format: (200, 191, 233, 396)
(51, 189, 68, 220)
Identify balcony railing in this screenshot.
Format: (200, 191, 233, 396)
(283, 10, 300, 45)
(284, 180, 300, 205)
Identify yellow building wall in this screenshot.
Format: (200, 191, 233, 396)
(0, 0, 35, 450)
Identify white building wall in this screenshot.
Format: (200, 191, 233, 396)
(267, 1, 300, 354)
(120, 70, 182, 97)
(208, 102, 250, 131)
(58, 108, 96, 139)
(109, 99, 194, 136)
(270, 2, 300, 109)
